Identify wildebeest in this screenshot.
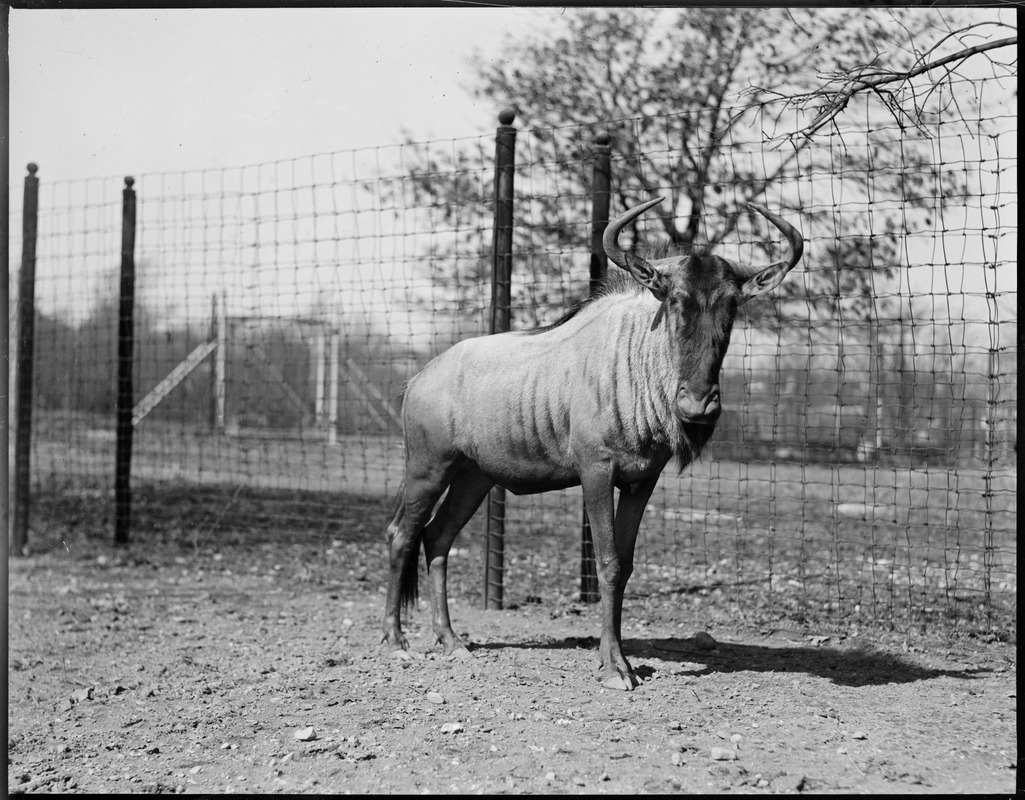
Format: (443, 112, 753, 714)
(382, 197, 804, 690)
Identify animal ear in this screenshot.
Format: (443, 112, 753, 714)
(623, 253, 669, 301)
(603, 196, 669, 301)
(737, 263, 789, 303)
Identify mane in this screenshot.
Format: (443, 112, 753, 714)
(523, 270, 645, 336)
(524, 244, 717, 337)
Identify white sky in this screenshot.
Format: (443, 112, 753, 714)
(8, 7, 550, 179)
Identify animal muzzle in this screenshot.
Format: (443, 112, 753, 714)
(675, 385, 722, 424)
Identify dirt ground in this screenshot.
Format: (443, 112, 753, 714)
(7, 495, 1017, 795)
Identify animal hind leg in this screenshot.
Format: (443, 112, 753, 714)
(381, 469, 453, 658)
(421, 462, 494, 657)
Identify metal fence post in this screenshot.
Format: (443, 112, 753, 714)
(578, 134, 612, 604)
(11, 163, 40, 555)
(484, 108, 517, 610)
(115, 177, 137, 545)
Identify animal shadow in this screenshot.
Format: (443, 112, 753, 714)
(479, 634, 989, 687)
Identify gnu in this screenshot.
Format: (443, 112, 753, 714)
(382, 197, 804, 690)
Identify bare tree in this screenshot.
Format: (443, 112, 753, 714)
(385, 8, 1002, 328)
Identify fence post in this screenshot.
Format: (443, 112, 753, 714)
(327, 330, 340, 446)
(115, 177, 137, 545)
(11, 163, 40, 555)
(212, 292, 227, 433)
(484, 108, 517, 611)
(577, 134, 612, 604)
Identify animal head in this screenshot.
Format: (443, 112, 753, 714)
(603, 197, 804, 424)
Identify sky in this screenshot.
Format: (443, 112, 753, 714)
(8, 7, 550, 180)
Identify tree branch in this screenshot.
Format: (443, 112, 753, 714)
(791, 35, 1016, 139)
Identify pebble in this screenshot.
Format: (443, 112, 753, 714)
(852, 731, 868, 740)
(772, 773, 805, 792)
(693, 632, 717, 651)
(426, 692, 445, 705)
(710, 747, 737, 761)
(294, 727, 316, 742)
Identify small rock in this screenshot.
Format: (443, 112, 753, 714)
(188, 766, 201, 775)
(544, 772, 556, 782)
(710, 747, 737, 761)
(671, 751, 686, 766)
(852, 731, 868, 740)
(439, 722, 463, 734)
(730, 733, 743, 743)
(572, 776, 586, 786)
(426, 692, 445, 705)
(693, 632, 717, 651)
(294, 727, 317, 742)
(772, 773, 805, 792)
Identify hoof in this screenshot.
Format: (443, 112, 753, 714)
(598, 663, 640, 691)
(601, 673, 638, 691)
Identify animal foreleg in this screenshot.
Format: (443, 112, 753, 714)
(581, 466, 638, 691)
(612, 477, 660, 643)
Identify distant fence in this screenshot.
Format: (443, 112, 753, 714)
(8, 76, 1017, 637)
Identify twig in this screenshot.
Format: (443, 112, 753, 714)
(793, 35, 1017, 139)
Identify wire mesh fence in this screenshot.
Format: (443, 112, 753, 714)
(8, 75, 1017, 638)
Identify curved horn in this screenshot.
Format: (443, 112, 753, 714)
(603, 196, 664, 271)
(732, 203, 805, 280)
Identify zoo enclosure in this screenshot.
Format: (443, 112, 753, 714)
(8, 78, 1017, 637)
